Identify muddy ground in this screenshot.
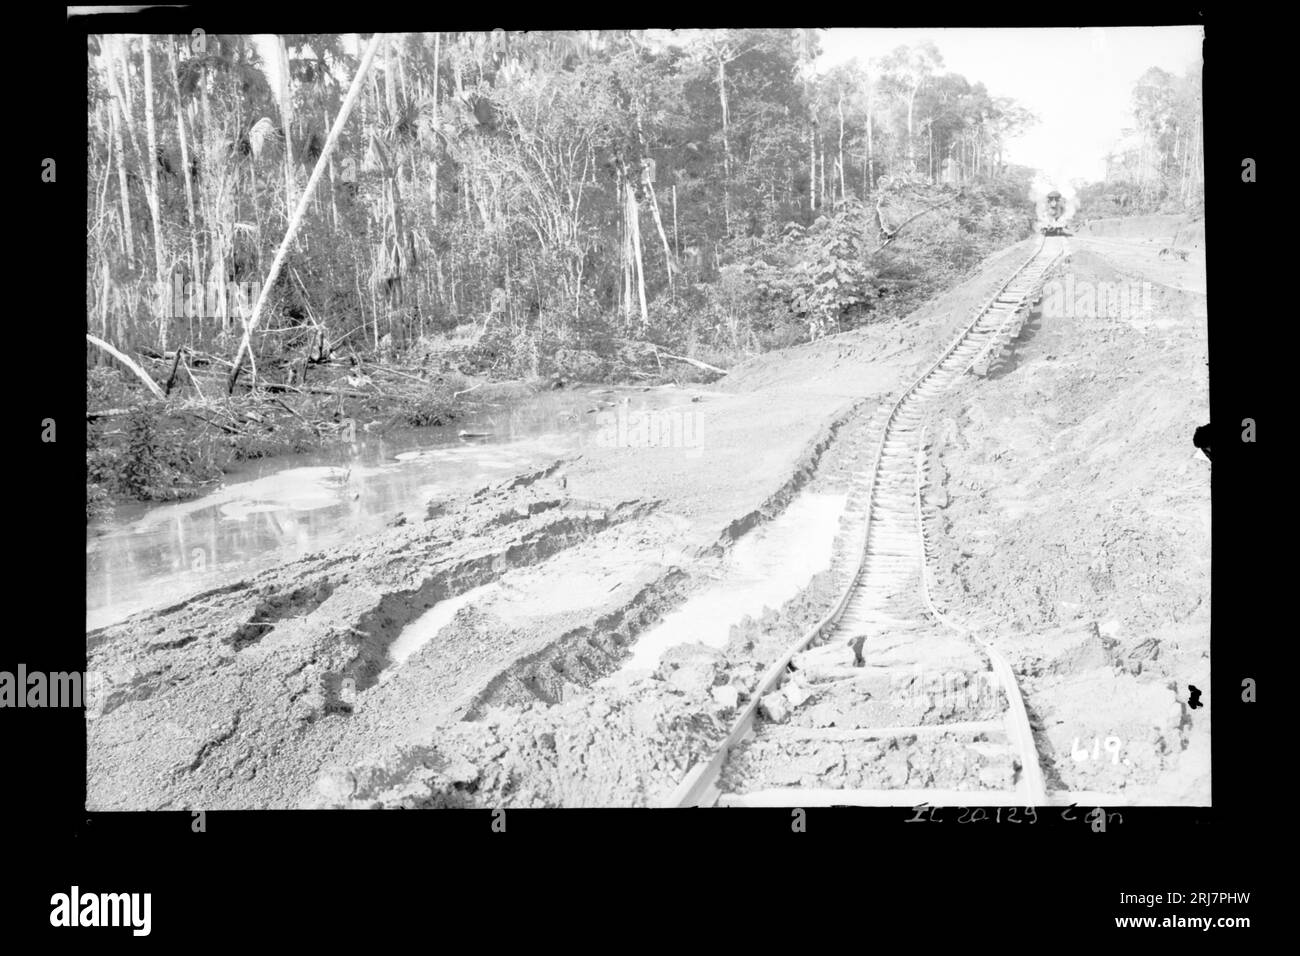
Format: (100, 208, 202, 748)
(87, 227, 1209, 809)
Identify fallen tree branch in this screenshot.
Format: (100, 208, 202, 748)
(152, 348, 233, 369)
(227, 33, 383, 394)
(657, 350, 728, 375)
(86, 333, 166, 399)
(327, 325, 368, 352)
(182, 354, 206, 401)
(267, 396, 321, 435)
(453, 381, 486, 398)
(179, 409, 242, 434)
(453, 378, 527, 398)
(370, 365, 429, 384)
(871, 194, 959, 255)
(261, 382, 375, 400)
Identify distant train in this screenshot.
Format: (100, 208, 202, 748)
(1042, 190, 1069, 236)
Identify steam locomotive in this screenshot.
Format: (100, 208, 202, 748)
(1042, 190, 1068, 236)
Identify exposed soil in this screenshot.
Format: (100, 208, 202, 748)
(87, 230, 1209, 809)
(923, 233, 1210, 802)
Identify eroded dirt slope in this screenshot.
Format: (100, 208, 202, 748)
(924, 237, 1210, 802)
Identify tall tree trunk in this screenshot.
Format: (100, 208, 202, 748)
(808, 125, 816, 213)
(328, 147, 338, 231)
(820, 135, 827, 209)
(717, 53, 731, 237)
(167, 37, 202, 305)
(198, 68, 227, 329)
(672, 184, 679, 258)
(277, 35, 295, 213)
(431, 32, 440, 225)
(618, 166, 632, 323)
(91, 107, 113, 268)
(837, 91, 846, 203)
(228, 33, 384, 393)
(140, 35, 168, 348)
(383, 36, 399, 129)
(865, 81, 875, 195)
(628, 181, 648, 330)
(907, 86, 917, 171)
(927, 123, 934, 182)
(643, 165, 675, 291)
(109, 98, 134, 264)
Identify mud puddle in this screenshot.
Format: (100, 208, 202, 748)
(384, 583, 498, 670)
(87, 387, 700, 630)
(617, 492, 848, 674)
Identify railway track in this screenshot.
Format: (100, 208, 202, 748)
(666, 234, 1084, 808)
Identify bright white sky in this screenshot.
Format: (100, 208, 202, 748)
(818, 26, 1203, 186)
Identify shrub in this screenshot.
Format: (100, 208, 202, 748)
(228, 417, 320, 459)
(394, 389, 456, 427)
(88, 402, 222, 503)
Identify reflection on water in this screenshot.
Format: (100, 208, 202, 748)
(86, 387, 699, 632)
(618, 493, 848, 674)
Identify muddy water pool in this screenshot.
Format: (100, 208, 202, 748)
(86, 387, 701, 630)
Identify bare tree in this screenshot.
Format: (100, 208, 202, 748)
(228, 34, 384, 393)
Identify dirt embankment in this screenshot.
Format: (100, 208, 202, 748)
(922, 237, 1210, 803)
(1078, 213, 1196, 243)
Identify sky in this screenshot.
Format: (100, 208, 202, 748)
(817, 26, 1203, 187)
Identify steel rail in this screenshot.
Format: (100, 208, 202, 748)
(665, 235, 1063, 808)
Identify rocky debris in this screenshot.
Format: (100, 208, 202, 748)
(656, 642, 725, 696)
(726, 661, 761, 697)
(722, 730, 1017, 793)
(710, 684, 740, 710)
(759, 692, 791, 724)
(782, 676, 813, 708)
(1013, 621, 1118, 679)
(313, 674, 732, 808)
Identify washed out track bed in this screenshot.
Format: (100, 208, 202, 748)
(668, 235, 1084, 808)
